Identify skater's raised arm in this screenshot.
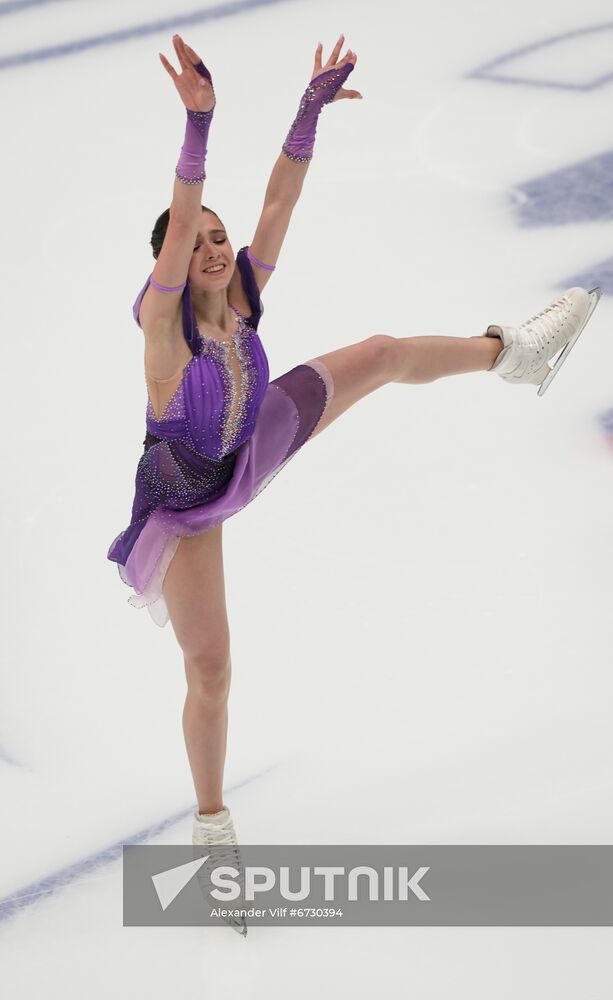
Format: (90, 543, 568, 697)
(139, 35, 215, 337)
(245, 36, 361, 295)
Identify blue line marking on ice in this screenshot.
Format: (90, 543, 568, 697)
(598, 407, 613, 433)
(0, 0, 61, 17)
(468, 21, 613, 91)
(0, 764, 279, 923)
(0, 0, 292, 70)
(510, 151, 613, 227)
(562, 258, 613, 296)
(508, 151, 613, 294)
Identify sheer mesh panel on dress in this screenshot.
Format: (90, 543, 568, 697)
(138, 438, 236, 510)
(270, 363, 330, 460)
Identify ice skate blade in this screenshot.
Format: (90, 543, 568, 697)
(537, 287, 602, 397)
(195, 866, 248, 937)
(227, 918, 248, 937)
(197, 888, 248, 936)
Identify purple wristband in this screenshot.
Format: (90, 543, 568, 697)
(246, 248, 276, 272)
(282, 63, 355, 162)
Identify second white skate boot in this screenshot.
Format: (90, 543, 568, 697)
(484, 286, 601, 395)
(192, 805, 248, 938)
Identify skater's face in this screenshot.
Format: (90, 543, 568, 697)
(188, 213, 235, 290)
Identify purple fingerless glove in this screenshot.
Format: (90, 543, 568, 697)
(176, 60, 216, 185)
(282, 62, 355, 163)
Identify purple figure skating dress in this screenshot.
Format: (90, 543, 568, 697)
(107, 246, 334, 627)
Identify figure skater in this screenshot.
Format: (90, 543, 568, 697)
(107, 33, 600, 935)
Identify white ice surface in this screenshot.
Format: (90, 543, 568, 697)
(1, 0, 612, 994)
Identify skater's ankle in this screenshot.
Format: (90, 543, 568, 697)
(486, 338, 504, 370)
(470, 333, 504, 370)
(197, 803, 225, 818)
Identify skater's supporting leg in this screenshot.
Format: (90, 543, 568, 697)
(163, 522, 231, 816)
(181, 658, 230, 816)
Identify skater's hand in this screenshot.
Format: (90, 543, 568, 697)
(310, 35, 362, 100)
(159, 34, 216, 113)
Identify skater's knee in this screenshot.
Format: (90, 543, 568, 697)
(365, 334, 397, 381)
(184, 649, 232, 704)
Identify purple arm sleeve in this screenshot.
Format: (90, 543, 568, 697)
(175, 60, 215, 184)
(282, 63, 355, 162)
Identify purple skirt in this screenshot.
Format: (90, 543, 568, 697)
(108, 359, 334, 627)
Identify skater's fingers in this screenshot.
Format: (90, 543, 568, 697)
(183, 42, 198, 59)
(332, 86, 362, 101)
(184, 42, 205, 70)
(326, 33, 345, 67)
(159, 52, 178, 80)
(172, 35, 192, 73)
(338, 48, 356, 67)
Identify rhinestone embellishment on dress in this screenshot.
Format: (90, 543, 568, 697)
(196, 310, 258, 458)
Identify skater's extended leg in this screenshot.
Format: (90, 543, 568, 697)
(163, 522, 231, 816)
(308, 282, 599, 437)
(309, 332, 502, 438)
(308, 335, 398, 438)
(390, 333, 503, 384)
(389, 286, 600, 390)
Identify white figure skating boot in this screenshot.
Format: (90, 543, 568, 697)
(484, 286, 601, 395)
(192, 805, 247, 938)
